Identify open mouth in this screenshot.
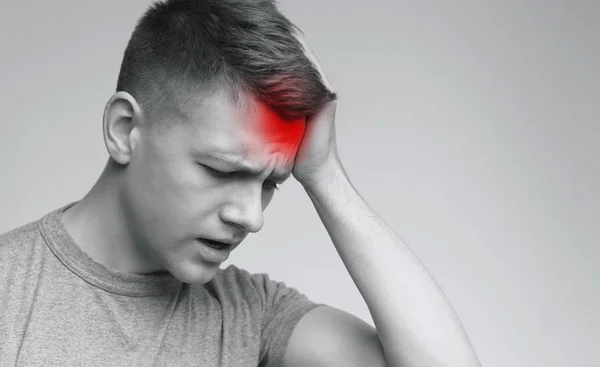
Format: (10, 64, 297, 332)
(202, 239, 231, 251)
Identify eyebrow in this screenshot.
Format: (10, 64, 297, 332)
(207, 154, 291, 183)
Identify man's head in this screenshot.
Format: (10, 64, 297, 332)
(101, 0, 335, 283)
(116, 0, 335, 126)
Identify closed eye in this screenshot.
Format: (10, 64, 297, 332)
(201, 164, 230, 178)
(200, 164, 279, 191)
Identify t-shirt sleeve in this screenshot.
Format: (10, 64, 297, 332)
(249, 270, 326, 367)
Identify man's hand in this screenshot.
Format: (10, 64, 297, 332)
(286, 31, 482, 367)
(291, 32, 343, 190)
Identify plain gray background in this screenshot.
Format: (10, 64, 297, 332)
(1, 1, 598, 366)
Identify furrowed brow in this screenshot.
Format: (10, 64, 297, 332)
(210, 155, 291, 183)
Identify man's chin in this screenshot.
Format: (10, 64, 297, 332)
(168, 261, 221, 285)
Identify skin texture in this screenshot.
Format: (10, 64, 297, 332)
(62, 88, 306, 284)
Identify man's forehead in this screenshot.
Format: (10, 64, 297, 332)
(177, 89, 305, 179)
(250, 102, 306, 153)
(187, 90, 305, 154)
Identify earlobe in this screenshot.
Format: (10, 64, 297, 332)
(103, 91, 142, 165)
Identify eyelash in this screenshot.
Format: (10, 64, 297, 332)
(201, 165, 280, 191)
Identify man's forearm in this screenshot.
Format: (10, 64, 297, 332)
(303, 163, 482, 367)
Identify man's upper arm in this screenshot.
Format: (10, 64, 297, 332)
(283, 305, 388, 367)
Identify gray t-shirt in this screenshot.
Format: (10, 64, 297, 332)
(0, 203, 323, 366)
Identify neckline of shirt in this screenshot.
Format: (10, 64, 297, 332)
(39, 201, 183, 297)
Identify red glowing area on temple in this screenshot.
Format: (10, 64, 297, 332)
(252, 103, 306, 160)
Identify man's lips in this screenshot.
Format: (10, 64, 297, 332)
(200, 238, 235, 250)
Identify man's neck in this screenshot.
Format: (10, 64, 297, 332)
(61, 162, 162, 275)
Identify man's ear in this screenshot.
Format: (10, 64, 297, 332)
(103, 91, 143, 165)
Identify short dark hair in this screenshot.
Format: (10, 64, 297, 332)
(116, 0, 336, 122)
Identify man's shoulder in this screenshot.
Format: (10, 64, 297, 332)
(0, 218, 43, 287)
(208, 264, 314, 311)
(210, 264, 280, 293)
(205, 264, 287, 306)
(0, 219, 41, 253)
(206, 264, 261, 296)
(0, 204, 67, 258)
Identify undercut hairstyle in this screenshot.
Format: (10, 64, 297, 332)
(116, 0, 337, 123)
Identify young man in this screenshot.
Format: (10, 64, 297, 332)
(0, 1, 481, 366)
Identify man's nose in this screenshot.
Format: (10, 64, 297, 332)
(219, 186, 264, 233)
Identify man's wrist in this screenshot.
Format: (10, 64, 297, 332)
(301, 158, 349, 199)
